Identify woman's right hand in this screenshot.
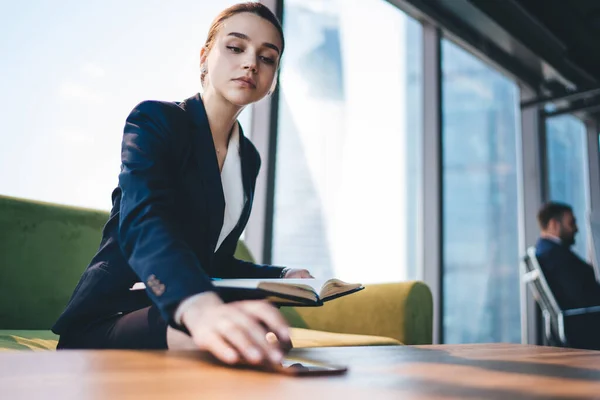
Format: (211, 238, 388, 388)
(180, 292, 291, 365)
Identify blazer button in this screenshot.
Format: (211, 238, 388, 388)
(147, 274, 166, 296)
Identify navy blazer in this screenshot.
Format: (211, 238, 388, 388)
(52, 93, 284, 336)
(535, 238, 600, 309)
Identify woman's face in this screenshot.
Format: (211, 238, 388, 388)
(202, 12, 282, 106)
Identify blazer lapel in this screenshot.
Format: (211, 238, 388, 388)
(238, 126, 255, 227)
(183, 93, 225, 252)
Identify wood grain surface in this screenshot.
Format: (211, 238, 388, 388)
(2, 343, 600, 399)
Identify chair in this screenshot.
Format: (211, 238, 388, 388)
(521, 246, 600, 346)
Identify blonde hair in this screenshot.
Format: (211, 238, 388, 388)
(200, 2, 284, 85)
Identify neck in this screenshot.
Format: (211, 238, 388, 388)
(201, 88, 244, 145)
(540, 232, 562, 244)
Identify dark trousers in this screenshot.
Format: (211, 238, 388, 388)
(57, 306, 168, 350)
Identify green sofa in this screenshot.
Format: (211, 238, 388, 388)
(0, 194, 433, 350)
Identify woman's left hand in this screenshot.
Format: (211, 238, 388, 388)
(283, 268, 313, 278)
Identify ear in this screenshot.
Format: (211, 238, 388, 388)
(548, 218, 561, 232)
(199, 46, 208, 68)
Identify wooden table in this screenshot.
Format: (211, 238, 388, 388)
(3, 343, 600, 399)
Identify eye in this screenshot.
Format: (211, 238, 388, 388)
(260, 56, 275, 65)
(226, 46, 242, 53)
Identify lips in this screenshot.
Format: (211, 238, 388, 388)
(234, 76, 256, 88)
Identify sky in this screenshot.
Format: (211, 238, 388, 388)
(0, 0, 249, 210)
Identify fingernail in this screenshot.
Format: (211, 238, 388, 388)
(270, 350, 283, 363)
(224, 349, 238, 363)
(265, 332, 277, 344)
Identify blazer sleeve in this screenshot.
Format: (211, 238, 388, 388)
(118, 101, 214, 326)
(219, 255, 286, 279)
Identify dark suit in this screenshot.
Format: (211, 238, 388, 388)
(535, 238, 600, 349)
(52, 93, 284, 340)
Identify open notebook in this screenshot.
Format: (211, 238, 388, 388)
(131, 278, 364, 306)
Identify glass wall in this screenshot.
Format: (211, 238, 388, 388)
(441, 39, 521, 343)
(546, 115, 589, 259)
(0, 0, 251, 210)
(272, 0, 423, 283)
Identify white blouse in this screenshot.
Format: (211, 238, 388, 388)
(214, 122, 246, 252)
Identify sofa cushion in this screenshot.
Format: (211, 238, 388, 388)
(0, 328, 400, 351)
(0, 330, 58, 351)
(283, 281, 433, 345)
(0, 195, 108, 330)
(289, 327, 401, 348)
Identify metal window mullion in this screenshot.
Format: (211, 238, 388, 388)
(422, 22, 443, 344)
(517, 86, 545, 344)
(585, 118, 600, 271)
(585, 118, 600, 214)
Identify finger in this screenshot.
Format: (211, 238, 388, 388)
(232, 301, 292, 363)
(226, 309, 284, 364)
(302, 270, 314, 278)
(239, 301, 291, 350)
(218, 318, 274, 365)
(224, 308, 273, 349)
(240, 301, 289, 333)
(194, 330, 240, 365)
(266, 331, 293, 353)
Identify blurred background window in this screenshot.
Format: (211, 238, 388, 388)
(546, 115, 590, 259)
(441, 38, 521, 344)
(271, 0, 423, 283)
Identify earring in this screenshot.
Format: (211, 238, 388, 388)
(200, 64, 207, 74)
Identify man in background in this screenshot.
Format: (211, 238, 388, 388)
(536, 202, 600, 349)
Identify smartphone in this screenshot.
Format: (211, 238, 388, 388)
(273, 357, 348, 376)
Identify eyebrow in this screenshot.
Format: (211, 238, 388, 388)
(226, 32, 280, 54)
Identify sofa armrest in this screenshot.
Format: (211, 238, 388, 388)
(279, 281, 433, 345)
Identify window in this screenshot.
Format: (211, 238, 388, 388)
(441, 39, 521, 343)
(0, 0, 251, 210)
(272, 0, 423, 283)
(546, 115, 589, 259)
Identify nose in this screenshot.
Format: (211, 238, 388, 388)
(243, 62, 257, 73)
(242, 54, 257, 73)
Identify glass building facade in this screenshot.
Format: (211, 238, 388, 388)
(546, 115, 590, 260)
(272, 0, 423, 284)
(441, 39, 521, 344)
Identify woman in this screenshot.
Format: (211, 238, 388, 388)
(52, 2, 312, 366)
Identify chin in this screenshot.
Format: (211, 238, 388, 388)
(222, 89, 265, 107)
